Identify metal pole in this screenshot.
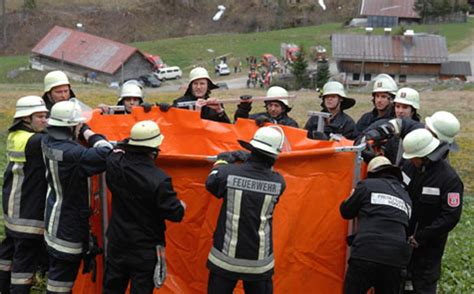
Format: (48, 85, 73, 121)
(99, 173, 109, 259)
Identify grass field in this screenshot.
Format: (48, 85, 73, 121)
(0, 84, 473, 292)
(0, 18, 473, 83)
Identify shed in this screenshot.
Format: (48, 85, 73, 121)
(440, 61, 472, 81)
(30, 25, 154, 83)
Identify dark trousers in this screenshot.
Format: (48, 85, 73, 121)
(0, 236, 14, 294)
(407, 247, 443, 294)
(10, 238, 47, 294)
(208, 272, 273, 294)
(103, 244, 156, 294)
(344, 259, 405, 294)
(46, 256, 80, 294)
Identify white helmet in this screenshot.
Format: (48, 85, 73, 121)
(322, 81, 346, 98)
(372, 75, 398, 96)
(425, 111, 460, 144)
(239, 126, 286, 158)
(402, 129, 440, 159)
(44, 71, 70, 93)
(118, 83, 144, 103)
(266, 86, 291, 109)
(321, 81, 355, 110)
(367, 156, 401, 177)
(393, 87, 420, 110)
(367, 156, 392, 173)
(128, 120, 164, 149)
(189, 67, 218, 89)
(48, 100, 86, 127)
(14, 96, 49, 118)
(122, 79, 144, 89)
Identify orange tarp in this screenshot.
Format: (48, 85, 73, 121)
(73, 107, 357, 293)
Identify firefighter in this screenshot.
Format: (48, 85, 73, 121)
(42, 100, 113, 293)
(401, 129, 463, 293)
(305, 81, 356, 140)
(98, 82, 152, 114)
(172, 67, 231, 123)
(356, 74, 397, 133)
(340, 156, 412, 294)
(205, 126, 287, 294)
(42, 70, 77, 111)
(234, 86, 298, 127)
(103, 120, 186, 293)
(359, 87, 422, 164)
(360, 109, 460, 165)
(0, 96, 49, 293)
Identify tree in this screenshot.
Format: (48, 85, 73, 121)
(290, 44, 308, 90)
(315, 60, 330, 90)
(23, 0, 36, 10)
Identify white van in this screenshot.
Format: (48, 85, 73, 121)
(154, 66, 182, 80)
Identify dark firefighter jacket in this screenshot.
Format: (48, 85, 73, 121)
(42, 129, 111, 261)
(172, 94, 231, 123)
(105, 145, 185, 250)
(304, 109, 357, 140)
(205, 155, 286, 281)
(356, 107, 395, 134)
(234, 102, 299, 128)
(359, 118, 424, 164)
(2, 124, 47, 239)
(402, 150, 463, 248)
(340, 175, 412, 267)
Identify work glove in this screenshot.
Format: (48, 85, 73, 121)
(308, 130, 328, 140)
(255, 115, 272, 127)
(156, 102, 171, 112)
(141, 102, 153, 113)
(365, 123, 395, 143)
(217, 150, 250, 163)
(93, 139, 114, 150)
(361, 148, 377, 164)
(237, 95, 253, 112)
(78, 123, 91, 142)
(153, 245, 166, 289)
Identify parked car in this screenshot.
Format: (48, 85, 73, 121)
(215, 63, 230, 76)
(153, 66, 182, 80)
(139, 74, 161, 88)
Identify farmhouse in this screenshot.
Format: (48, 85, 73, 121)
(331, 30, 471, 84)
(359, 0, 421, 28)
(30, 26, 154, 83)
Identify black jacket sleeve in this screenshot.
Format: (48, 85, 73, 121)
(340, 182, 366, 219)
(156, 177, 185, 222)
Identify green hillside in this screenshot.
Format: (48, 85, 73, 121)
(0, 19, 473, 83)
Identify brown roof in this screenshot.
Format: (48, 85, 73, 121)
(440, 61, 472, 76)
(32, 26, 148, 74)
(360, 0, 420, 19)
(331, 34, 448, 64)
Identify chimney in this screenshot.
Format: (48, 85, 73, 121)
(384, 27, 392, 36)
(365, 27, 373, 36)
(404, 29, 414, 45)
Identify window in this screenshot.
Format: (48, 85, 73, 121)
(399, 75, 407, 83)
(353, 73, 360, 81)
(364, 74, 371, 81)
